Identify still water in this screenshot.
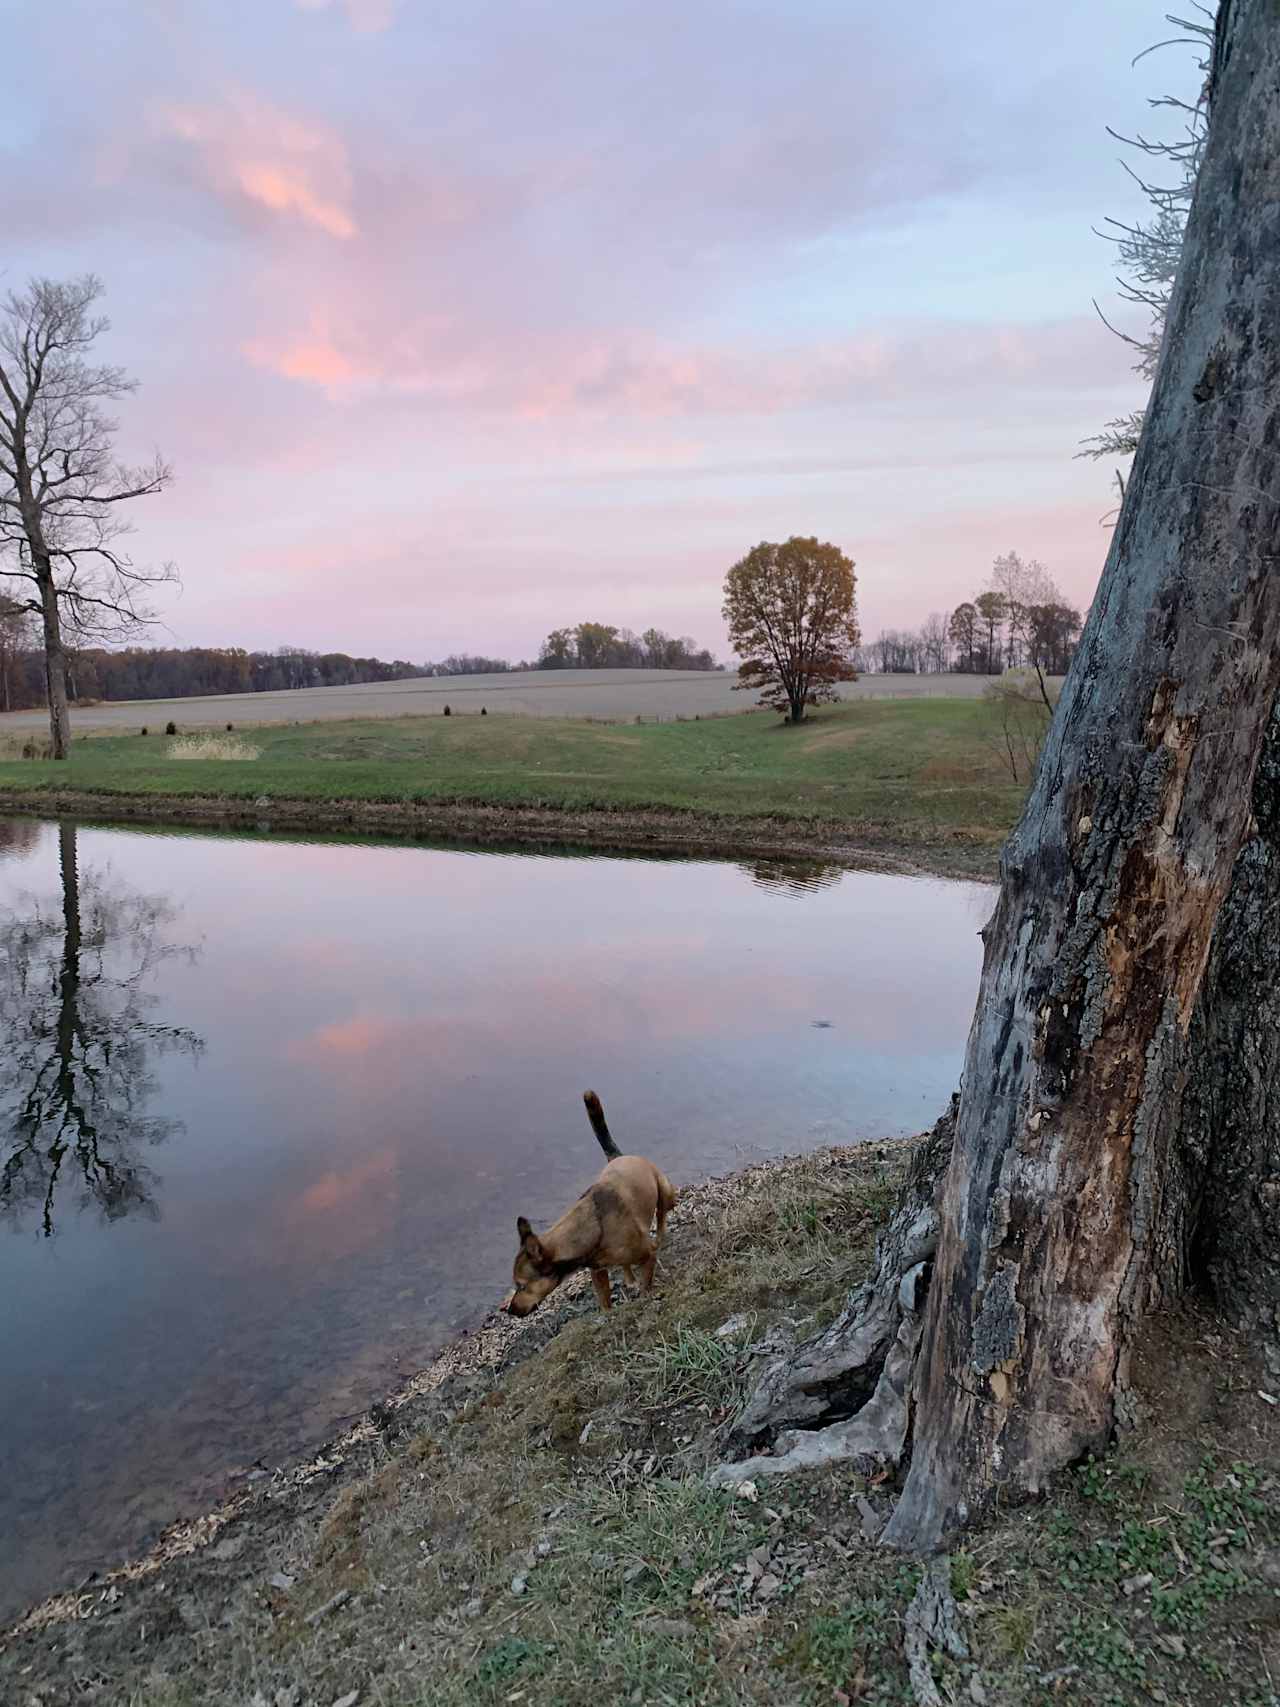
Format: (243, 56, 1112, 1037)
(0, 817, 992, 1619)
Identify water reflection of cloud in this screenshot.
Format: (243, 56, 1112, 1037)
(285, 938, 960, 1096)
(298, 1145, 397, 1215)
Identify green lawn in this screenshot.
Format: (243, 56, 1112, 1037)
(0, 700, 1026, 847)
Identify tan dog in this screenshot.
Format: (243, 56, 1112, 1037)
(505, 1092, 676, 1317)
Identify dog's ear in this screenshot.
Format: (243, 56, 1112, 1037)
(517, 1216, 548, 1267)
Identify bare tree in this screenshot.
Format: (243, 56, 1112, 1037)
(976, 673, 1053, 782)
(947, 602, 979, 673)
(972, 591, 1005, 673)
(0, 276, 175, 758)
(988, 550, 1055, 668)
(918, 611, 950, 674)
(0, 825, 202, 1236)
(717, 0, 1280, 1594)
(1080, 8, 1213, 469)
(0, 592, 35, 713)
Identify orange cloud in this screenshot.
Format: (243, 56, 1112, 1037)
(156, 93, 356, 238)
(299, 1015, 394, 1058)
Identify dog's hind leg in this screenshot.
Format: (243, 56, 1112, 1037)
(638, 1249, 657, 1292)
(622, 1265, 636, 1286)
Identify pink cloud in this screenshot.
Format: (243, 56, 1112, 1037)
(154, 92, 356, 238)
(241, 312, 1126, 421)
(296, 0, 395, 33)
(297, 1146, 397, 1215)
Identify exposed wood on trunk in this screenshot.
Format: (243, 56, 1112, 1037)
(884, 0, 1280, 1550)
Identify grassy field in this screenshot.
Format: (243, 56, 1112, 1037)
(0, 700, 1027, 860)
(0, 667, 1035, 733)
(5, 1142, 1276, 1706)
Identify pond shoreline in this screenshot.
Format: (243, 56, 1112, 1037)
(0, 1137, 917, 1651)
(0, 788, 1000, 880)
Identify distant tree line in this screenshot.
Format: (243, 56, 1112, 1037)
(0, 619, 430, 712)
(864, 552, 1082, 678)
(536, 623, 718, 671)
(0, 608, 722, 712)
(427, 654, 513, 676)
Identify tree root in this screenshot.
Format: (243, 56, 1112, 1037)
(903, 1554, 968, 1707)
(713, 1101, 954, 1485)
(710, 1257, 930, 1486)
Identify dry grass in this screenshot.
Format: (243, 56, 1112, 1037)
(165, 734, 260, 761)
(0, 731, 52, 760)
(5, 1140, 1278, 1707)
(0, 670, 1055, 736)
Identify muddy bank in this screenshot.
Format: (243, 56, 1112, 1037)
(0, 789, 999, 879)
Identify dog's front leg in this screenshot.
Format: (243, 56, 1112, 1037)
(591, 1268, 612, 1311)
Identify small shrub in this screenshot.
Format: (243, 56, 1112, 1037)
(20, 736, 53, 760)
(165, 720, 177, 736)
(140, 726, 148, 737)
(481, 706, 487, 716)
(225, 722, 234, 732)
(167, 735, 260, 761)
(443, 704, 452, 716)
(979, 670, 1056, 782)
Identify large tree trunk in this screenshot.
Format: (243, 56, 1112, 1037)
(720, 0, 1280, 1550)
(1181, 696, 1280, 1357)
(38, 565, 71, 760)
(889, 0, 1280, 1549)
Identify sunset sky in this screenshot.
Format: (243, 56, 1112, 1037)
(8, 1, 1200, 663)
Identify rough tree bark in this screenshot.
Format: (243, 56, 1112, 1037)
(719, 0, 1280, 1545)
(39, 563, 71, 760)
(1181, 694, 1280, 1353)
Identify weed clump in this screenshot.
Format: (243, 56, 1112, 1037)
(167, 735, 260, 761)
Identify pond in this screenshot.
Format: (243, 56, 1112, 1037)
(0, 817, 992, 1620)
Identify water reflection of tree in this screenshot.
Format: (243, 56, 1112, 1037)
(0, 825, 202, 1236)
(742, 858, 846, 897)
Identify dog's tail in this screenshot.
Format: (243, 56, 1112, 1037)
(583, 1090, 622, 1160)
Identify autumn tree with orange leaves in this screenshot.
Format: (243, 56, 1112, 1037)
(722, 536, 860, 724)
